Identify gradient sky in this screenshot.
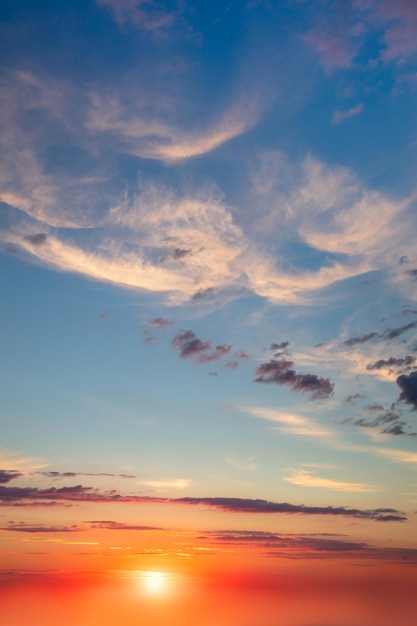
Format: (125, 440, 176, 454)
(1, 1, 417, 625)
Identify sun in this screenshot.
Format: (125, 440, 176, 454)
(141, 571, 168, 595)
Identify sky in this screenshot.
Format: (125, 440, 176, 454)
(1, 1, 417, 624)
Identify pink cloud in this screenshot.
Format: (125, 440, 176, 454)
(304, 21, 359, 73)
(146, 317, 173, 329)
(96, 0, 174, 31)
(376, 0, 417, 63)
(332, 103, 363, 124)
(197, 344, 232, 364)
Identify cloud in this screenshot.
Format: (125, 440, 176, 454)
(283, 468, 381, 492)
(0, 482, 405, 520)
(343, 393, 364, 404)
(171, 329, 233, 365)
(143, 336, 158, 346)
(159, 247, 195, 264)
(226, 454, 257, 471)
(367, 355, 415, 371)
(87, 520, 160, 531)
(96, 0, 175, 31)
(343, 332, 379, 347)
(191, 287, 216, 302)
(396, 371, 417, 409)
(23, 233, 48, 245)
(375, 0, 417, 64)
(374, 447, 417, 464)
(0, 470, 22, 484)
(355, 405, 415, 437)
(87, 92, 263, 161)
(239, 406, 337, 440)
(305, 0, 417, 73)
(0, 501, 66, 508)
(332, 104, 363, 124)
(171, 330, 211, 359)
(146, 317, 173, 329)
(239, 404, 417, 463)
(140, 479, 191, 490)
(0, 484, 100, 505)
(175, 497, 404, 521)
(3, 246, 18, 256)
(197, 344, 232, 364)
(305, 27, 357, 73)
(295, 158, 413, 260)
(38, 471, 136, 479)
(254, 359, 334, 400)
(383, 320, 417, 340)
(2, 523, 80, 534)
(270, 341, 290, 352)
(2, 69, 416, 310)
(344, 321, 417, 347)
(0, 450, 48, 473)
(245, 154, 416, 306)
(204, 529, 417, 562)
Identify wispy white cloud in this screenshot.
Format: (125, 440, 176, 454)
(87, 92, 263, 161)
(2, 151, 415, 309)
(226, 454, 257, 471)
(332, 103, 363, 124)
(141, 479, 191, 490)
(237, 405, 417, 466)
(2, 68, 416, 310)
(295, 157, 412, 259)
(245, 153, 416, 304)
(374, 447, 417, 464)
(0, 449, 48, 473)
(283, 468, 382, 492)
(238, 406, 335, 440)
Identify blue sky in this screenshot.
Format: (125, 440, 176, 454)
(1, 3, 417, 619)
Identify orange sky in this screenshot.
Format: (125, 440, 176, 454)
(1, 559, 417, 626)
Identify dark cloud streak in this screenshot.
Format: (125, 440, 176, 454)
(0, 470, 22, 484)
(343, 393, 364, 404)
(38, 471, 136, 479)
(355, 407, 415, 437)
(201, 529, 417, 562)
(255, 359, 334, 400)
(344, 332, 378, 347)
(367, 356, 415, 371)
(0, 485, 405, 521)
(344, 321, 417, 348)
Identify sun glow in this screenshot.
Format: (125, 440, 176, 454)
(141, 571, 168, 595)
